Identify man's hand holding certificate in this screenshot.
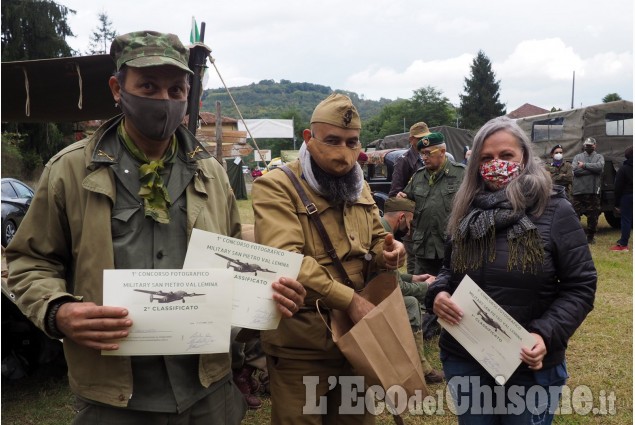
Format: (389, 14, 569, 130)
(183, 229, 303, 329)
(102, 230, 303, 356)
(436, 275, 536, 385)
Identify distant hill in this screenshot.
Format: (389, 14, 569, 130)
(200, 79, 395, 123)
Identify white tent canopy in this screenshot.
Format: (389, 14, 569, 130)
(238, 119, 294, 138)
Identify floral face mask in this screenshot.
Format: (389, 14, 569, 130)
(479, 158, 522, 190)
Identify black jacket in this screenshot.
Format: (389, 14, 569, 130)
(614, 158, 633, 204)
(389, 147, 423, 197)
(425, 187, 596, 370)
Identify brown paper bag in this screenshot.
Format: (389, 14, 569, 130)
(323, 271, 428, 403)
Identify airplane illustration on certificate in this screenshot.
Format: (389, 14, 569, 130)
(134, 289, 205, 303)
(214, 253, 275, 275)
(472, 300, 511, 338)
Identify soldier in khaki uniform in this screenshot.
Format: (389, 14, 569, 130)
(398, 132, 465, 275)
(252, 93, 406, 424)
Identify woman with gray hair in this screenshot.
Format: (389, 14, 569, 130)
(425, 116, 596, 424)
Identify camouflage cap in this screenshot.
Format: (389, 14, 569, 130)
(311, 93, 361, 130)
(583, 137, 596, 145)
(409, 122, 431, 138)
(110, 30, 192, 74)
(417, 132, 445, 149)
(383, 197, 415, 213)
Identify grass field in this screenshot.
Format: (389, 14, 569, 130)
(1, 201, 632, 424)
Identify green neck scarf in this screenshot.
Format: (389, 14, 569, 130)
(118, 123, 178, 224)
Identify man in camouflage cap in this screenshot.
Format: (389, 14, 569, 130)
(252, 93, 406, 424)
(6, 30, 306, 424)
(398, 131, 466, 276)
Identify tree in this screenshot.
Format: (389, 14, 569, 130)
(459, 50, 506, 130)
(361, 86, 455, 143)
(409, 86, 456, 128)
(1, 0, 75, 61)
(87, 12, 117, 55)
(1, 0, 76, 174)
(602, 93, 622, 103)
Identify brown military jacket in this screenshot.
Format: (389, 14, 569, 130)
(252, 160, 389, 359)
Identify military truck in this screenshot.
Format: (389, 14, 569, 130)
(515, 100, 633, 228)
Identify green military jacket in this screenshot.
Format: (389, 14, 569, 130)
(403, 159, 465, 260)
(6, 115, 242, 407)
(545, 160, 573, 200)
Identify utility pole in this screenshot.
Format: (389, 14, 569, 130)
(570, 71, 575, 110)
(215, 101, 223, 162)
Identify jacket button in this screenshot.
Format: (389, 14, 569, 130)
(350, 234, 355, 240)
(118, 394, 125, 401)
(156, 251, 164, 259)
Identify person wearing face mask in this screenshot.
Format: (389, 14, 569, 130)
(545, 144, 573, 201)
(5, 31, 307, 425)
(380, 197, 444, 384)
(572, 137, 605, 244)
(397, 132, 466, 276)
(252, 93, 406, 424)
(424, 117, 596, 425)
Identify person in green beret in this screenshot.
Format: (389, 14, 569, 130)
(398, 132, 466, 276)
(6, 30, 306, 424)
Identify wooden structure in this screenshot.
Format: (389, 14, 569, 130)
(183, 112, 253, 158)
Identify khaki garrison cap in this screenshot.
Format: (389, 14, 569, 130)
(311, 93, 361, 130)
(383, 197, 415, 213)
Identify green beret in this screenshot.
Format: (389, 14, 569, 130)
(110, 30, 192, 74)
(311, 93, 361, 130)
(417, 132, 445, 150)
(383, 197, 415, 213)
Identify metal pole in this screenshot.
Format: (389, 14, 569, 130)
(215, 101, 223, 161)
(570, 71, 575, 109)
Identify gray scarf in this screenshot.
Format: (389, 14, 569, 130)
(299, 143, 363, 201)
(451, 186, 544, 273)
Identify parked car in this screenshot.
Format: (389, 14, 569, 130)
(1, 178, 34, 246)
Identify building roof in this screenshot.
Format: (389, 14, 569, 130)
(182, 112, 238, 125)
(506, 103, 549, 119)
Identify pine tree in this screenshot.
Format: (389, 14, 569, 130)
(87, 12, 117, 55)
(1, 0, 75, 61)
(459, 50, 506, 130)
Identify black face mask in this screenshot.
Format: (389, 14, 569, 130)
(392, 218, 410, 241)
(584, 146, 595, 154)
(119, 90, 187, 141)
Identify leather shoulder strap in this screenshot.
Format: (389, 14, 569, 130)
(280, 166, 354, 288)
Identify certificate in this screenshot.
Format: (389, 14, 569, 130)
(438, 275, 536, 384)
(183, 229, 303, 330)
(102, 268, 233, 356)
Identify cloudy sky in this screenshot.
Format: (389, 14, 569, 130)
(60, 0, 632, 112)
